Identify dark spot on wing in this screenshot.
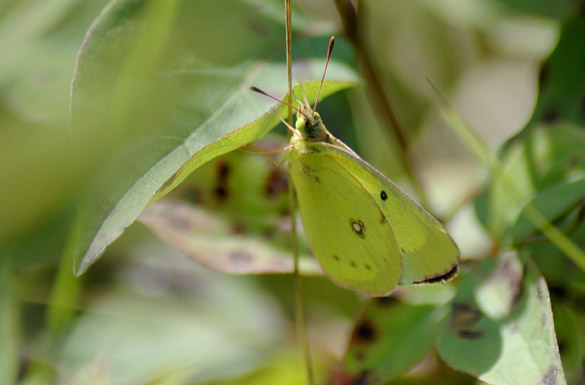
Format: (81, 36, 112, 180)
(414, 264, 459, 284)
(400, 247, 406, 254)
(350, 219, 365, 238)
(332, 255, 341, 261)
(352, 320, 377, 344)
(350, 260, 357, 268)
(301, 166, 320, 182)
(265, 168, 288, 200)
(380, 190, 388, 201)
(457, 329, 484, 339)
(364, 264, 371, 270)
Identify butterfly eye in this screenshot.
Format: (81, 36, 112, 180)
(295, 117, 306, 132)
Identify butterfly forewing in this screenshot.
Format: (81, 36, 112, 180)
(288, 144, 402, 295)
(321, 143, 460, 285)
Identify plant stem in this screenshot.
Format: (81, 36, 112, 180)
(285, 1, 315, 384)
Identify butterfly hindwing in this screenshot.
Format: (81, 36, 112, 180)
(318, 143, 460, 285)
(288, 143, 402, 295)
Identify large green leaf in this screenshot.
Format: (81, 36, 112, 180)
(70, 0, 359, 275)
(502, 15, 585, 151)
(475, 125, 585, 243)
(337, 297, 450, 384)
(437, 252, 566, 385)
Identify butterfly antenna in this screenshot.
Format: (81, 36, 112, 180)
(250, 86, 310, 121)
(313, 36, 335, 113)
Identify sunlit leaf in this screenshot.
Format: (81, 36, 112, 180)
(336, 297, 450, 384)
(69, 0, 359, 275)
(437, 252, 566, 385)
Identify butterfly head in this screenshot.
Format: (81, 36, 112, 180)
(295, 104, 327, 141)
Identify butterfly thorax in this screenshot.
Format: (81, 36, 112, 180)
(294, 105, 333, 143)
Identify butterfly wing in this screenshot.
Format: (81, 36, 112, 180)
(288, 144, 402, 295)
(314, 143, 460, 285)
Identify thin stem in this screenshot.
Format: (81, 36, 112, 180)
(285, 1, 315, 384)
(332, 0, 428, 207)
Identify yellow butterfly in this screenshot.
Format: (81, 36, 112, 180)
(252, 37, 459, 295)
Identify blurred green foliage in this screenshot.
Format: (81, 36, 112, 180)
(1, 0, 585, 384)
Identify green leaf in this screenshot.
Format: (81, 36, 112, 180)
(337, 297, 450, 384)
(138, 143, 322, 275)
(476, 124, 585, 243)
(70, 0, 360, 275)
(437, 252, 566, 385)
(507, 176, 585, 243)
(503, 15, 585, 150)
(0, 258, 19, 385)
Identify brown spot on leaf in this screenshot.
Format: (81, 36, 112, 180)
(265, 168, 288, 200)
(230, 223, 247, 235)
(542, 106, 560, 123)
(352, 320, 377, 345)
(217, 161, 230, 180)
(567, 156, 580, 170)
(158, 170, 180, 194)
(542, 364, 560, 385)
(214, 161, 231, 203)
(457, 329, 484, 339)
(230, 252, 252, 265)
(451, 302, 482, 328)
(374, 296, 397, 307)
(169, 217, 190, 230)
(214, 186, 228, 203)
